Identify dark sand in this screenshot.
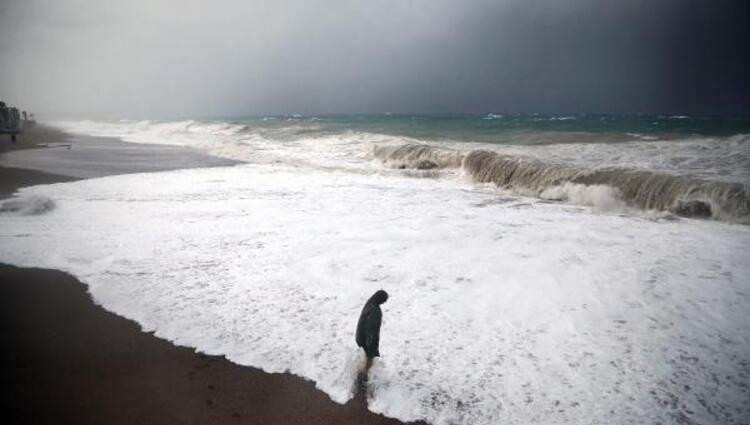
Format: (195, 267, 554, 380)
(0, 125, 72, 155)
(1, 127, 424, 425)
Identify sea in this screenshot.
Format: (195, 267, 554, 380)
(1, 113, 749, 425)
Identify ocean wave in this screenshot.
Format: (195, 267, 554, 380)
(492, 133, 750, 183)
(374, 143, 750, 222)
(372, 144, 463, 169)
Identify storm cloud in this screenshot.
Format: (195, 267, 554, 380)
(1, 0, 748, 117)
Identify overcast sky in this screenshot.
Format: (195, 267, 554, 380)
(1, 0, 748, 118)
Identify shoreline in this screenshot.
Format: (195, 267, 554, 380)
(1, 126, 424, 425)
(0, 125, 81, 197)
(0, 265, 416, 425)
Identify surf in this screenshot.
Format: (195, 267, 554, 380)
(374, 143, 750, 223)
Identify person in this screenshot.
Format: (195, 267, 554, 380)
(355, 289, 388, 359)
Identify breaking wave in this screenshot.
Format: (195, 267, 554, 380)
(375, 144, 750, 222)
(373, 144, 463, 169)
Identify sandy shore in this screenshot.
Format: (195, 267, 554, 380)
(0, 126, 80, 198)
(1, 126, 424, 425)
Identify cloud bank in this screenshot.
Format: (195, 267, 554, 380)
(1, 0, 748, 117)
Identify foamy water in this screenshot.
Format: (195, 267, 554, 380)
(2, 117, 749, 425)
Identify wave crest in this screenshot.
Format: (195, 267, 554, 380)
(372, 144, 464, 169)
(376, 144, 750, 222)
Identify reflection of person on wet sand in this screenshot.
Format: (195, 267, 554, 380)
(356, 289, 388, 377)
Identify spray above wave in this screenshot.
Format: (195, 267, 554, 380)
(375, 144, 750, 222)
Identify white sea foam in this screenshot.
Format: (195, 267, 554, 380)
(1, 164, 748, 425)
(548, 116, 576, 121)
(539, 183, 628, 212)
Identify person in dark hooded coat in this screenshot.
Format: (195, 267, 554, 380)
(356, 289, 388, 358)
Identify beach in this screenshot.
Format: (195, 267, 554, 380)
(1, 118, 749, 425)
(3, 1, 748, 423)
(0, 126, 79, 198)
(0, 126, 419, 425)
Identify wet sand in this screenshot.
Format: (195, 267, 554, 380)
(1, 126, 424, 425)
(0, 125, 237, 179)
(0, 126, 80, 198)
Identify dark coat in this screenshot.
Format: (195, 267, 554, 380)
(355, 290, 388, 358)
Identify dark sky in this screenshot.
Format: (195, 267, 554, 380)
(1, 0, 748, 117)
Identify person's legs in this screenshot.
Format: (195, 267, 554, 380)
(354, 353, 375, 401)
